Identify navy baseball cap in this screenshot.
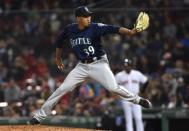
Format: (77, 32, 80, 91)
(75, 6, 93, 17)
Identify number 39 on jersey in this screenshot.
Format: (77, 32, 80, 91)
(83, 46, 95, 56)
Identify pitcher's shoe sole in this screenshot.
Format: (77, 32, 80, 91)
(139, 98, 152, 108)
(27, 118, 40, 125)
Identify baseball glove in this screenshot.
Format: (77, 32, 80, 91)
(134, 12, 149, 32)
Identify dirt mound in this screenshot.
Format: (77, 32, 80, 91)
(0, 125, 104, 131)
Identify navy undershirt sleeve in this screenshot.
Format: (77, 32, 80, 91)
(55, 27, 68, 48)
(95, 23, 120, 36)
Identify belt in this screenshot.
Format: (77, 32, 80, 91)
(81, 56, 102, 64)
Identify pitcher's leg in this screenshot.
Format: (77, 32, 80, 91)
(89, 61, 140, 104)
(34, 64, 88, 122)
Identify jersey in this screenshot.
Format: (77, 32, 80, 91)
(115, 70, 148, 95)
(55, 23, 120, 61)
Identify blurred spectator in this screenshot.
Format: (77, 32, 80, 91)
(4, 79, 20, 103)
(7, 56, 27, 83)
(63, 52, 77, 73)
(0, 61, 7, 83)
(0, 83, 5, 102)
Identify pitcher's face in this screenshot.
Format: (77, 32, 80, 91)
(77, 16, 91, 28)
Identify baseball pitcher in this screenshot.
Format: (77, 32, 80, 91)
(115, 58, 149, 131)
(28, 6, 151, 125)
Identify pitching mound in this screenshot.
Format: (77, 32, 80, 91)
(0, 125, 104, 131)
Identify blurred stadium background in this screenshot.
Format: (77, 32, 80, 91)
(0, 0, 189, 131)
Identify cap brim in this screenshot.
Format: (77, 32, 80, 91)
(83, 12, 93, 17)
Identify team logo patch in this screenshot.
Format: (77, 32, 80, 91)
(97, 23, 107, 27)
(85, 7, 89, 12)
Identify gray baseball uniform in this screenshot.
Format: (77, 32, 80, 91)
(33, 11, 141, 121)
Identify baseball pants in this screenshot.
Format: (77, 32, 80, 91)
(122, 101, 144, 131)
(34, 56, 140, 121)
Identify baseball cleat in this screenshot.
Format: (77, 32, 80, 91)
(27, 118, 40, 125)
(139, 98, 152, 108)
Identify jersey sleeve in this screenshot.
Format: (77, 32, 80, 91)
(55, 27, 68, 48)
(138, 72, 148, 84)
(95, 23, 120, 36)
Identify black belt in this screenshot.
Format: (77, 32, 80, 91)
(81, 56, 102, 64)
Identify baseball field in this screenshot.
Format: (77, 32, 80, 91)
(0, 125, 104, 131)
